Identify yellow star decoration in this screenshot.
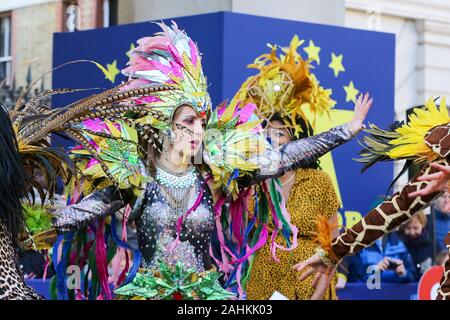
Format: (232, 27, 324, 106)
(303, 107, 354, 208)
(126, 43, 136, 59)
(329, 52, 345, 77)
(105, 60, 120, 83)
(343, 81, 359, 103)
(303, 40, 321, 65)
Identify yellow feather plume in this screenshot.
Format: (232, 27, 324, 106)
(387, 97, 449, 161)
(231, 35, 336, 137)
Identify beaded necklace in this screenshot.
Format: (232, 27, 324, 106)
(155, 163, 197, 215)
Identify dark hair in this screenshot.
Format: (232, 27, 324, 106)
(266, 113, 319, 169)
(0, 104, 27, 242)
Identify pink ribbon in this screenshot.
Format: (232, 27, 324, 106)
(95, 221, 112, 300)
(109, 205, 131, 287)
(210, 196, 235, 275)
(264, 180, 299, 262)
(168, 187, 204, 252)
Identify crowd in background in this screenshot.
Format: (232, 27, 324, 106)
(337, 192, 450, 288)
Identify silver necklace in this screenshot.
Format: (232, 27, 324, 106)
(155, 163, 196, 188)
(155, 164, 197, 215)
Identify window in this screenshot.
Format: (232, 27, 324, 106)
(103, 0, 118, 28)
(64, 0, 79, 32)
(0, 14, 11, 83)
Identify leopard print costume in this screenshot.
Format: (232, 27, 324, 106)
(246, 168, 339, 300)
(0, 222, 43, 300)
(331, 124, 450, 300)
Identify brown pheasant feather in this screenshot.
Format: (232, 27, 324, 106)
(20, 85, 174, 145)
(23, 88, 99, 113)
(65, 128, 119, 188)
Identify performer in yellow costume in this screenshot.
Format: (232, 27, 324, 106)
(245, 162, 340, 300)
(231, 36, 366, 299)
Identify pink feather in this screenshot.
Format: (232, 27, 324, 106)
(189, 39, 199, 66)
(82, 118, 110, 133)
(85, 158, 100, 169)
(237, 103, 257, 124)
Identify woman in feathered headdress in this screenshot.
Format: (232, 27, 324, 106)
(24, 22, 373, 300)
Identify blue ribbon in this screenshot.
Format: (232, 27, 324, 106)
(224, 191, 260, 288)
(53, 232, 74, 300)
(110, 214, 141, 285)
(226, 168, 239, 188)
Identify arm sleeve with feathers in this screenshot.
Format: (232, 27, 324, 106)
(331, 160, 448, 261)
(437, 234, 450, 300)
(249, 124, 353, 184)
(53, 186, 124, 233)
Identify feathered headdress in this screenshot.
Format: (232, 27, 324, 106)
(118, 22, 267, 197)
(203, 101, 266, 197)
(231, 35, 336, 138)
(122, 21, 211, 133)
(355, 97, 450, 171)
(11, 81, 173, 196)
(8, 73, 174, 298)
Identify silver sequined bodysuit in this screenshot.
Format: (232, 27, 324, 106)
(54, 124, 353, 272)
(131, 174, 214, 271)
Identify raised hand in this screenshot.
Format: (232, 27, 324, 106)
(408, 162, 450, 198)
(348, 92, 373, 135)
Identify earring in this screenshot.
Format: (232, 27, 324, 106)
(167, 129, 176, 144)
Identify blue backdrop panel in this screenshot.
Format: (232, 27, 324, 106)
(52, 14, 224, 109)
(52, 12, 395, 222)
(338, 282, 418, 300)
(27, 279, 417, 300)
(220, 12, 395, 224)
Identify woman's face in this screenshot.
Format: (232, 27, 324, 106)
(170, 105, 206, 159)
(265, 120, 292, 147)
(403, 217, 424, 240)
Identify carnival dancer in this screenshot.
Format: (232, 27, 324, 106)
(32, 22, 373, 300)
(229, 35, 344, 300)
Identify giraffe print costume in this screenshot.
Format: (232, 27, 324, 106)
(440, 233, 450, 300)
(330, 124, 450, 300)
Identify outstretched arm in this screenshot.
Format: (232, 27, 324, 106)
(53, 186, 124, 233)
(251, 93, 373, 183)
(331, 160, 448, 260)
(293, 160, 450, 299)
